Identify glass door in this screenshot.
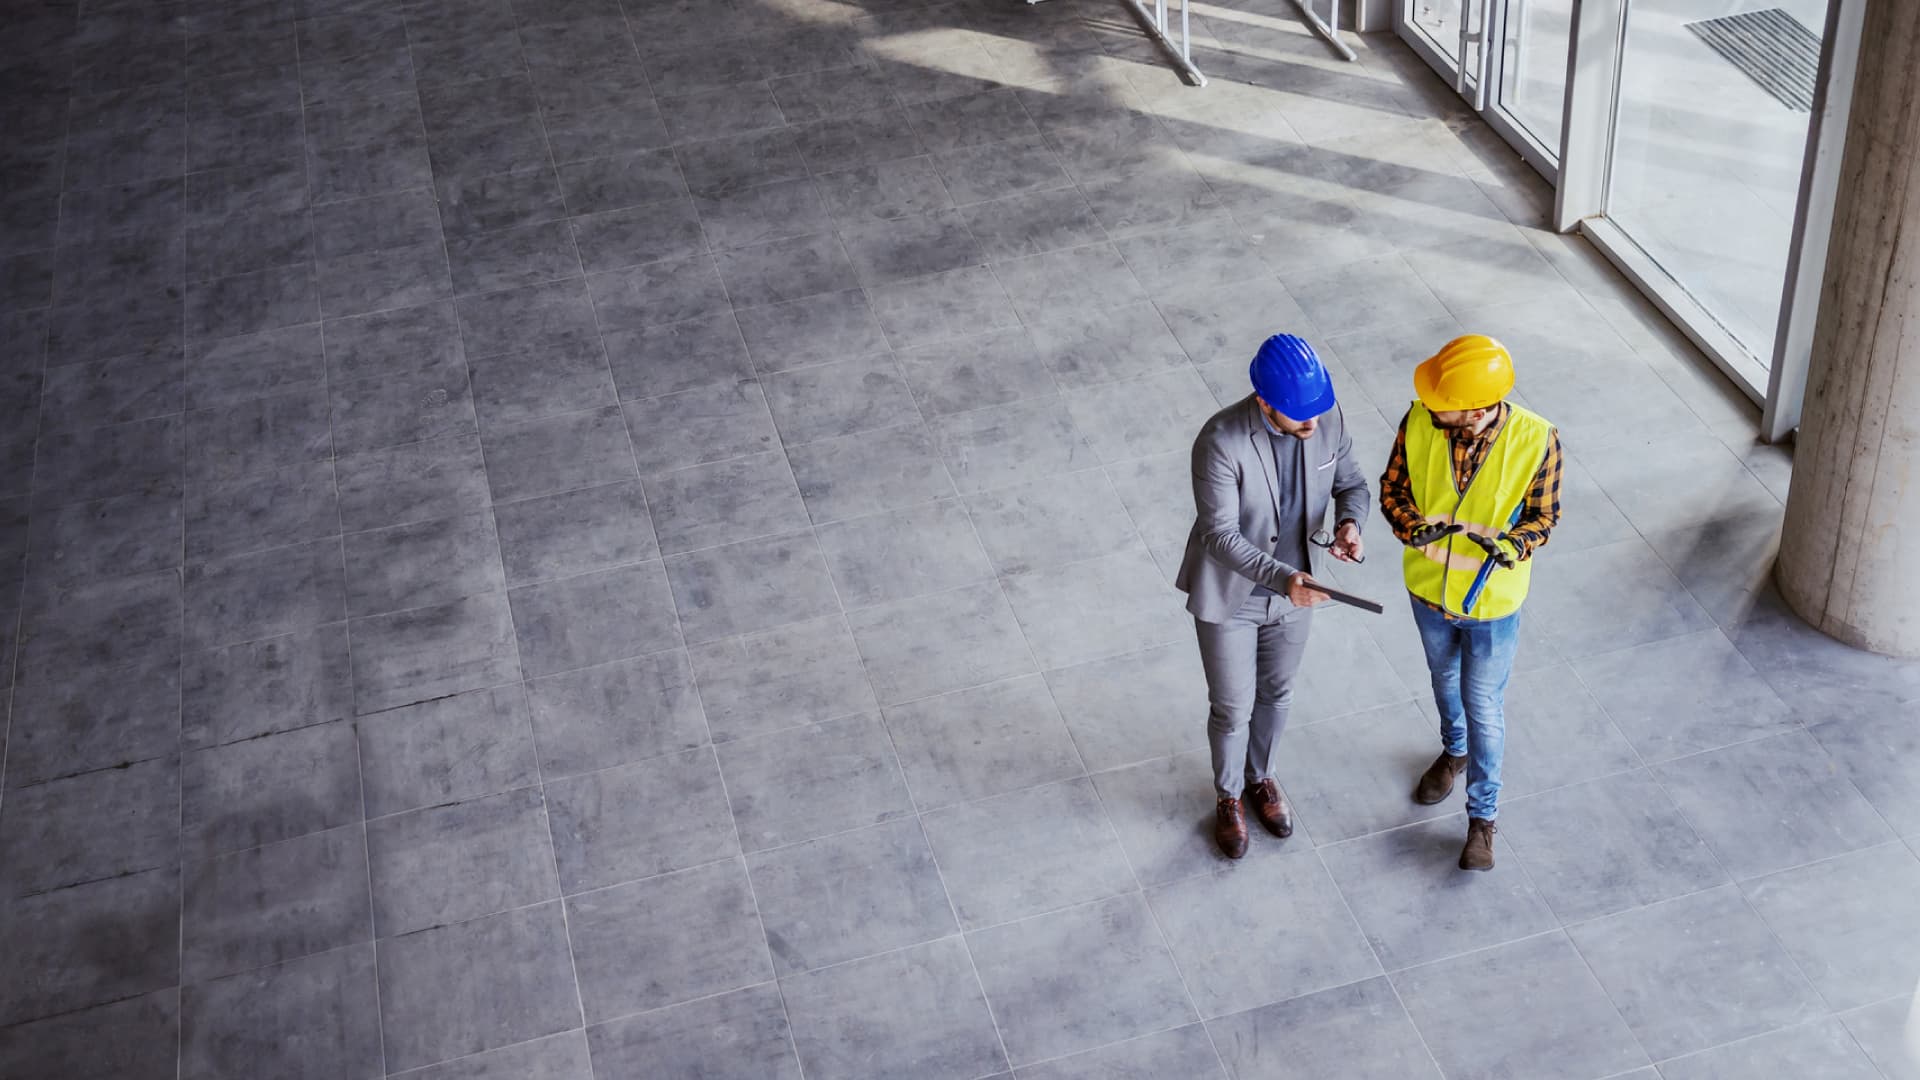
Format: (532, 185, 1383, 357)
(1395, 0, 1573, 178)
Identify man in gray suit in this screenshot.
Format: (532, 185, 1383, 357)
(1176, 334, 1370, 858)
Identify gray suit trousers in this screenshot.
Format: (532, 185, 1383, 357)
(1196, 591, 1314, 799)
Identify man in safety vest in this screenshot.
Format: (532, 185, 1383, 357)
(1380, 335, 1561, 871)
(1177, 334, 1370, 859)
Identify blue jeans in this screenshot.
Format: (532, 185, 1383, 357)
(1410, 599, 1522, 820)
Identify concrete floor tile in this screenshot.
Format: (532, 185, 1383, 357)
(342, 510, 506, 620)
(492, 480, 658, 586)
(788, 423, 956, 525)
(762, 352, 917, 445)
(566, 857, 771, 1022)
(1062, 366, 1219, 464)
(621, 380, 778, 476)
(466, 336, 616, 431)
(1044, 638, 1209, 772)
(348, 591, 523, 715)
(356, 686, 540, 818)
(1208, 977, 1440, 1080)
(1003, 548, 1189, 670)
(0, 867, 180, 1026)
(485, 405, 639, 503)
(1526, 537, 1716, 660)
(886, 675, 1085, 811)
(991, 241, 1145, 325)
(1393, 931, 1648, 1080)
(1020, 1025, 1224, 1080)
(968, 892, 1195, 1065)
(334, 435, 491, 533)
(713, 232, 861, 308)
(0, 990, 179, 1080)
(1502, 769, 1727, 923)
(674, 129, 808, 198)
(846, 581, 1035, 706)
(749, 817, 957, 975)
(663, 530, 839, 645)
(1839, 997, 1920, 1080)
(182, 825, 371, 982)
(182, 945, 381, 1080)
(1150, 850, 1379, 1017)
(1320, 814, 1558, 970)
(693, 177, 834, 252)
(924, 777, 1134, 930)
(816, 498, 996, 609)
(1653, 730, 1894, 881)
(1743, 843, 1920, 1012)
(718, 712, 914, 852)
(1572, 628, 1796, 763)
(179, 625, 351, 751)
(964, 469, 1142, 577)
(7, 654, 182, 786)
(687, 614, 879, 742)
(394, 1031, 592, 1080)
(604, 311, 756, 400)
(1659, 1019, 1882, 1080)
(733, 288, 887, 374)
(957, 186, 1108, 262)
(366, 788, 559, 938)
(782, 937, 1007, 1080)
(932, 397, 1100, 495)
(180, 718, 361, 858)
(546, 748, 737, 893)
(376, 904, 580, 1072)
(525, 649, 707, 778)
(0, 755, 179, 898)
(1566, 885, 1824, 1061)
(587, 986, 799, 1080)
(867, 263, 1021, 351)
(644, 451, 808, 556)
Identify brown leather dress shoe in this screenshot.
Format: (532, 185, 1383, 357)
(1247, 778, 1293, 838)
(1414, 752, 1468, 805)
(1215, 797, 1249, 859)
(1460, 818, 1495, 871)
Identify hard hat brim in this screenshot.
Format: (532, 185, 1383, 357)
(1269, 379, 1337, 422)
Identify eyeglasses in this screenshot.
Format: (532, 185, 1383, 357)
(1310, 529, 1364, 564)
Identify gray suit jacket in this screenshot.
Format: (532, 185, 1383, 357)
(1175, 395, 1372, 623)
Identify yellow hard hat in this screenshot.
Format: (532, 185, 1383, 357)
(1414, 334, 1514, 411)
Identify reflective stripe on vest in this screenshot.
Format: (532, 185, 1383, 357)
(1399, 402, 1554, 620)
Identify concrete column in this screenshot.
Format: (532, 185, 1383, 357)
(1776, 0, 1920, 658)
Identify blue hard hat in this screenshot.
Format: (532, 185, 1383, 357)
(1249, 334, 1336, 421)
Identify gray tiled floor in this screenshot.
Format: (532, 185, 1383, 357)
(2, 0, 1919, 1076)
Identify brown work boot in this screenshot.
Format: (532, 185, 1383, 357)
(1215, 797, 1249, 859)
(1414, 752, 1468, 805)
(1460, 818, 1496, 871)
(1247, 779, 1293, 838)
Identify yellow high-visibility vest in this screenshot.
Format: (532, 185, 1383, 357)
(1400, 402, 1554, 620)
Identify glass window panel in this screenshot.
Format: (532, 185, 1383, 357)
(1605, 0, 1828, 364)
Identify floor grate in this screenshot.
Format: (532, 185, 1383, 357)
(1684, 8, 1822, 112)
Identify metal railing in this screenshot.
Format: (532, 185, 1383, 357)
(1113, 0, 1209, 84)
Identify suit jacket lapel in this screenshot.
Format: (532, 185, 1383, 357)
(1246, 399, 1282, 526)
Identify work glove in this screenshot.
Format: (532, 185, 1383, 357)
(1464, 531, 1518, 569)
(1405, 522, 1462, 548)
